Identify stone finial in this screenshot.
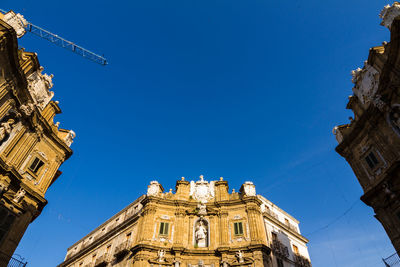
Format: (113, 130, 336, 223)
(380, 2, 400, 29)
(219, 177, 223, 181)
(332, 126, 344, 143)
(147, 181, 162, 196)
(241, 181, 256, 196)
(64, 130, 76, 147)
(181, 176, 185, 181)
(199, 175, 204, 181)
(2, 11, 28, 38)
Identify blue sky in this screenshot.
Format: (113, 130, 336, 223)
(2, 0, 396, 266)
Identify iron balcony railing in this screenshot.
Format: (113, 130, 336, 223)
(0, 252, 27, 267)
(383, 252, 400, 266)
(271, 239, 289, 258)
(294, 253, 312, 267)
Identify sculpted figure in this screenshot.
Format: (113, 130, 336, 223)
(195, 220, 207, 247)
(0, 183, 8, 197)
(157, 249, 165, 262)
(0, 119, 15, 142)
(198, 202, 207, 216)
(236, 250, 244, 263)
(13, 188, 25, 203)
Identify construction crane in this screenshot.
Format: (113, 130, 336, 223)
(0, 8, 107, 65)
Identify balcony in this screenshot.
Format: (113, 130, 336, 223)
(114, 240, 130, 258)
(0, 252, 27, 267)
(264, 209, 279, 220)
(271, 240, 289, 258)
(294, 254, 311, 267)
(383, 252, 400, 266)
(94, 254, 109, 267)
(286, 222, 299, 233)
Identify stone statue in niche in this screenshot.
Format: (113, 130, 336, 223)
(13, 188, 25, 203)
(195, 219, 208, 247)
(0, 119, 15, 142)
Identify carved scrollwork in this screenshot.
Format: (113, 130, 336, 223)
(26, 67, 54, 110)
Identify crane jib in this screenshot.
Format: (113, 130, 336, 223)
(0, 8, 107, 65)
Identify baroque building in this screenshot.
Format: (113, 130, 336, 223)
(333, 2, 400, 253)
(59, 176, 311, 267)
(0, 10, 74, 262)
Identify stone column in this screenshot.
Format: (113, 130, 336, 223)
(174, 208, 185, 246)
(247, 204, 264, 244)
(137, 202, 157, 243)
(218, 210, 229, 246)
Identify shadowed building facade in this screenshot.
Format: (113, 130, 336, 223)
(0, 10, 74, 262)
(334, 2, 400, 253)
(59, 177, 311, 267)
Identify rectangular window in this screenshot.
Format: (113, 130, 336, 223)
(365, 152, 379, 169)
(277, 258, 284, 267)
(233, 222, 244, 236)
(28, 157, 44, 174)
(159, 222, 169, 235)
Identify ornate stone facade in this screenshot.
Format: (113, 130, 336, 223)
(334, 2, 400, 253)
(0, 12, 74, 263)
(58, 177, 311, 267)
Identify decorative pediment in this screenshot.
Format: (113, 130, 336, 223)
(26, 67, 54, 110)
(189, 175, 215, 203)
(2, 11, 28, 38)
(380, 2, 400, 29)
(351, 63, 379, 106)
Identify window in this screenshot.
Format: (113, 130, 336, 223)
(276, 258, 284, 267)
(233, 222, 244, 236)
(365, 152, 379, 169)
(293, 244, 299, 254)
(159, 222, 169, 236)
(28, 157, 44, 174)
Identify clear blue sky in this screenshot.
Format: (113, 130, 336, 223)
(2, 0, 396, 266)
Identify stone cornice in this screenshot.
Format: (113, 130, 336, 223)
(58, 212, 142, 267)
(263, 213, 309, 243)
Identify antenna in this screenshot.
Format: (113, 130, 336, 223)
(0, 9, 108, 65)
